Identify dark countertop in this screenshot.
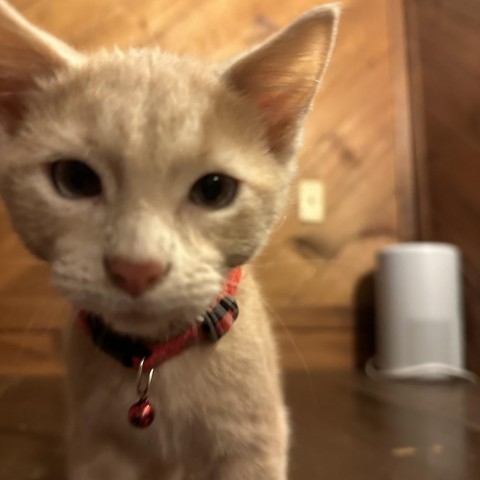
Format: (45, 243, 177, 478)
(1, 371, 479, 479)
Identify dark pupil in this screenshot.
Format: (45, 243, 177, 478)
(52, 160, 101, 198)
(64, 163, 95, 194)
(200, 175, 223, 201)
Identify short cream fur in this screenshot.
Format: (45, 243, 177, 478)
(0, 1, 339, 478)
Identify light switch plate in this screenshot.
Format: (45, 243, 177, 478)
(298, 179, 325, 223)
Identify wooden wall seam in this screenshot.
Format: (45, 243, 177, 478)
(386, 0, 420, 241)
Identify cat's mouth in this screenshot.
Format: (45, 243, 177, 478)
(50, 252, 234, 333)
(55, 275, 217, 323)
(88, 307, 199, 339)
(76, 291, 239, 371)
(69, 292, 209, 338)
(76, 267, 242, 339)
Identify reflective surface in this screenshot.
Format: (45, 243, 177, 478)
(1, 372, 480, 479)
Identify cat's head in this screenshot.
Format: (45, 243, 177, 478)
(0, 1, 339, 337)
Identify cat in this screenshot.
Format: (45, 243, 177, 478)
(0, 1, 339, 479)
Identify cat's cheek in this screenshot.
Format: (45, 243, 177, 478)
(222, 230, 270, 268)
(2, 164, 107, 262)
(1, 195, 55, 261)
(217, 196, 280, 267)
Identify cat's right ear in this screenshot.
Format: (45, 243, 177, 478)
(224, 5, 339, 161)
(0, 0, 82, 133)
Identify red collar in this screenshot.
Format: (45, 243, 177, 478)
(78, 268, 243, 371)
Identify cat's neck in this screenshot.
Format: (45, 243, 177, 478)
(75, 267, 244, 344)
(76, 291, 239, 371)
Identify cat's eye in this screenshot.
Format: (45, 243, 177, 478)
(50, 160, 102, 199)
(190, 173, 239, 209)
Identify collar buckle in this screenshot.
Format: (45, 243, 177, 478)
(202, 295, 239, 341)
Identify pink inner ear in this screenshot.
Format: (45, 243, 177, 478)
(0, 77, 32, 134)
(0, 1, 81, 134)
(258, 89, 294, 125)
(256, 86, 312, 152)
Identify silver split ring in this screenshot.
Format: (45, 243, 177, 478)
(136, 357, 154, 398)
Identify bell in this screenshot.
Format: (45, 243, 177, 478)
(128, 396, 155, 428)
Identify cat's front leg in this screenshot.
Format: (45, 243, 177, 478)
(67, 426, 184, 480)
(67, 442, 142, 480)
(211, 451, 287, 480)
(69, 449, 184, 480)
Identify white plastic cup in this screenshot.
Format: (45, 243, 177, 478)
(373, 243, 473, 381)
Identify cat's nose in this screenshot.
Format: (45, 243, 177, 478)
(104, 257, 166, 297)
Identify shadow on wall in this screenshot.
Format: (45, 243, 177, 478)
(353, 271, 376, 371)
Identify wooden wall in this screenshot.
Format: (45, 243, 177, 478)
(0, 0, 412, 374)
(405, 0, 480, 372)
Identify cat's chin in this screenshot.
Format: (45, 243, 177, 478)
(61, 285, 214, 322)
(71, 294, 209, 339)
(101, 309, 199, 339)
(57, 278, 223, 338)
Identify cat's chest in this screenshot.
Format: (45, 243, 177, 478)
(67, 324, 218, 455)
(70, 334, 207, 414)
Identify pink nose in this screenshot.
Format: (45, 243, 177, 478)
(104, 257, 166, 297)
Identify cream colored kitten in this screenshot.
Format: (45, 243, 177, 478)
(0, 2, 338, 479)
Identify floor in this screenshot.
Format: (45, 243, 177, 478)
(1, 371, 479, 479)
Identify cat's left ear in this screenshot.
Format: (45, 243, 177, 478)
(0, 1, 82, 132)
(224, 4, 340, 159)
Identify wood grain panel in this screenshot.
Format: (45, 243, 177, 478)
(0, 0, 413, 373)
(406, 0, 480, 371)
(275, 329, 354, 371)
(423, 114, 480, 371)
(255, 0, 402, 313)
(0, 332, 64, 375)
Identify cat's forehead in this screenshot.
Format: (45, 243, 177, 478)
(53, 49, 222, 114)
(28, 49, 246, 170)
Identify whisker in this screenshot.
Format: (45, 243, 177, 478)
(262, 297, 314, 380)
